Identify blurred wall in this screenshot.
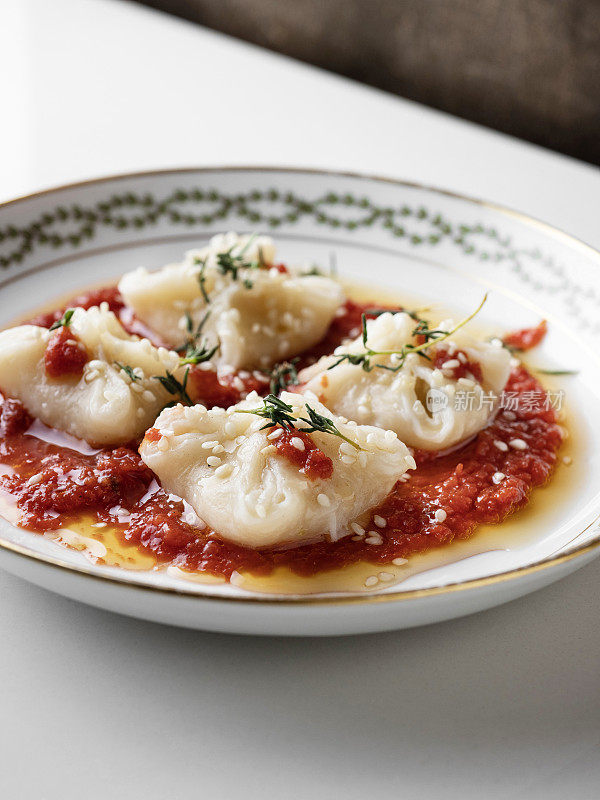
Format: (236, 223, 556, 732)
(134, 0, 600, 165)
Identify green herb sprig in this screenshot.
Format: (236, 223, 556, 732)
(154, 368, 193, 406)
(194, 257, 211, 304)
(49, 308, 75, 332)
(536, 368, 578, 376)
(328, 295, 488, 373)
(193, 235, 264, 301)
(268, 358, 300, 394)
(178, 311, 219, 366)
(238, 394, 362, 450)
(115, 362, 140, 382)
(215, 234, 263, 287)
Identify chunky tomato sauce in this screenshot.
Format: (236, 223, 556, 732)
(44, 327, 88, 378)
(275, 428, 334, 480)
(503, 320, 548, 351)
(0, 287, 563, 580)
(432, 347, 483, 382)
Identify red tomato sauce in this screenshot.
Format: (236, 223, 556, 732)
(274, 428, 334, 480)
(44, 327, 88, 378)
(432, 347, 483, 382)
(187, 366, 269, 407)
(0, 288, 564, 581)
(503, 320, 547, 351)
(0, 366, 562, 578)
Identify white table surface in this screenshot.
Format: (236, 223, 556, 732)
(1, 1, 600, 797)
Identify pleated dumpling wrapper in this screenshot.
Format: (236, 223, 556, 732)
(140, 391, 415, 549)
(0, 306, 181, 445)
(118, 232, 345, 370)
(298, 311, 511, 451)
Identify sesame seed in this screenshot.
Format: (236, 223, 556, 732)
(142, 389, 155, 403)
(434, 509, 447, 523)
(503, 410, 517, 421)
(350, 522, 365, 536)
(364, 576, 379, 587)
(509, 438, 528, 450)
(214, 463, 233, 478)
(317, 493, 330, 507)
(442, 359, 460, 370)
(494, 440, 509, 452)
(212, 444, 225, 454)
(340, 455, 356, 464)
(26, 472, 44, 486)
(157, 437, 170, 452)
(201, 440, 219, 449)
(260, 445, 276, 455)
(374, 515, 386, 528)
(457, 352, 467, 364)
(492, 471, 506, 484)
(207, 456, 221, 467)
(563, 456, 572, 465)
(366, 533, 383, 545)
(290, 437, 305, 451)
(392, 557, 408, 566)
(267, 429, 283, 440)
(378, 572, 394, 582)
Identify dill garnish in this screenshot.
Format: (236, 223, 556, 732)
(328, 295, 488, 373)
(238, 394, 362, 450)
(49, 308, 75, 331)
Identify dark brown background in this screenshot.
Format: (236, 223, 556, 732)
(134, 0, 600, 165)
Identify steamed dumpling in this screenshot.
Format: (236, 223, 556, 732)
(298, 311, 511, 451)
(0, 306, 181, 445)
(140, 391, 415, 549)
(118, 232, 345, 370)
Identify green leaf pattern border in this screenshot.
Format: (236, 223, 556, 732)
(1, 187, 598, 333)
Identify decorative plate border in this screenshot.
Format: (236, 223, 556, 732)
(2, 175, 600, 334)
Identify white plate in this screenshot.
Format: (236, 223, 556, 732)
(1, 166, 599, 636)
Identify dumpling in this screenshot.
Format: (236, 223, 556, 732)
(298, 311, 511, 451)
(0, 306, 182, 445)
(140, 391, 415, 549)
(118, 232, 345, 370)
